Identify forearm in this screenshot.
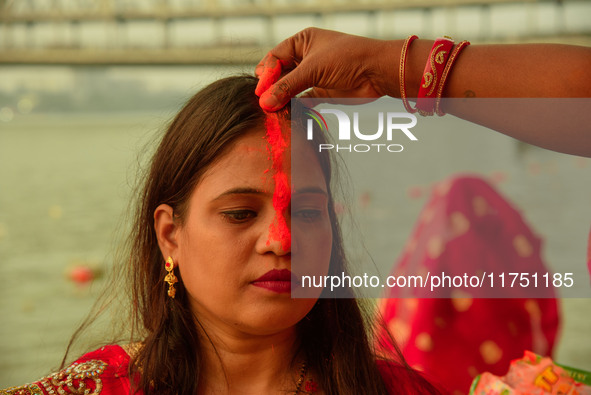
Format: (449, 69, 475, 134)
(383, 40, 591, 99)
(255, 28, 591, 155)
(380, 39, 591, 156)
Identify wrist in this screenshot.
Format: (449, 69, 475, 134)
(375, 39, 403, 98)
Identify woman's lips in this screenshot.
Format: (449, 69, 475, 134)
(251, 269, 299, 293)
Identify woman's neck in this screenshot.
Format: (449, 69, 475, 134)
(196, 323, 304, 395)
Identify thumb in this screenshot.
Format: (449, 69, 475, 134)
(259, 66, 313, 112)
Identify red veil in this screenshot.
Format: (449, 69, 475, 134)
(378, 175, 560, 394)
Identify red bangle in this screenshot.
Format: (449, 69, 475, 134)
(435, 40, 471, 116)
(416, 37, 455, 116)
(399, 35, 419, 114)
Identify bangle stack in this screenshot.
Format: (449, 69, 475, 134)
(399, 35, 470, 116)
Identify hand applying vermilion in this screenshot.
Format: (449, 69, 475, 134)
(255, 27, 398, 111)
(255, 27, 591, 156)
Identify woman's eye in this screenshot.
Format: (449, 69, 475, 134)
(221, 210, 257, 223)
(294, 209, 322, 222)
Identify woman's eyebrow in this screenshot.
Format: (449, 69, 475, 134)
(213, 187, 268, 201)
(293, 186, 328, 196)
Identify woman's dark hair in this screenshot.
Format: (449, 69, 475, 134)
(65, 75, 442, 394)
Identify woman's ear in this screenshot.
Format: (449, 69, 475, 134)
(154, 204, 179, 259)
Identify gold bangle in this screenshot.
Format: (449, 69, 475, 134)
(435, 40, 471, 116)
(399, 35, 419, 114)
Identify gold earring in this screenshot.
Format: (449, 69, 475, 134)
(164, 256, 178, 298)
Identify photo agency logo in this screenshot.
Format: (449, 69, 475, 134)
(304, 107, 418, 153)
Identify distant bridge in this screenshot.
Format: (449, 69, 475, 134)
(0, 0, 589, 65)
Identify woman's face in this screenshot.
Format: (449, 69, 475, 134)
(174, 127, 332, 336)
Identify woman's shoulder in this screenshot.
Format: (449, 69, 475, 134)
(377, 359, 447, 395)
(0, 344, 139, 395)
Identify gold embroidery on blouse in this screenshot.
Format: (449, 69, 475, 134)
(0, 383, 44, 395)
(0, 360, 107, 395)
(120, 342, 142, 359)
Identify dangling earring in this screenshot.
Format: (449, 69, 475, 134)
(164, 256, 178, 298)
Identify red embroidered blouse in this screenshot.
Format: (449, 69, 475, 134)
(0, 345, 137, 395)
(1, 346, 438, 394)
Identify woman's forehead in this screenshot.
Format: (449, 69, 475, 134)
(198, 130, 270, 190)
(194, 128, 327, 196)
(291, 130, 328, 192)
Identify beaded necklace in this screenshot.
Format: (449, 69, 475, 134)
(294, 361, 308, 394)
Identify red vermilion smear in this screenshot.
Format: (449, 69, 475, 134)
(256, 58, 284, 97)
(265, 112, 291, 252)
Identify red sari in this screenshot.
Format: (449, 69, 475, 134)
(378, 175, 560, 394)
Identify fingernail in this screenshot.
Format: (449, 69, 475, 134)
(260, 92, 281, 111)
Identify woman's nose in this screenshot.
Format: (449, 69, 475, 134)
(255, 210, 291, 256)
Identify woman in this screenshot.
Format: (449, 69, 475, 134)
(0, 76, 442, 394)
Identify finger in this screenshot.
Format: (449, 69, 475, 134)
(255, 29, 311, 93)
(259, 64, 315, 111)
(254, 53, 271, 78)
(265, 32, 304, 64)
(254, 60, 265, 78)
(255, 55, 287, 97)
